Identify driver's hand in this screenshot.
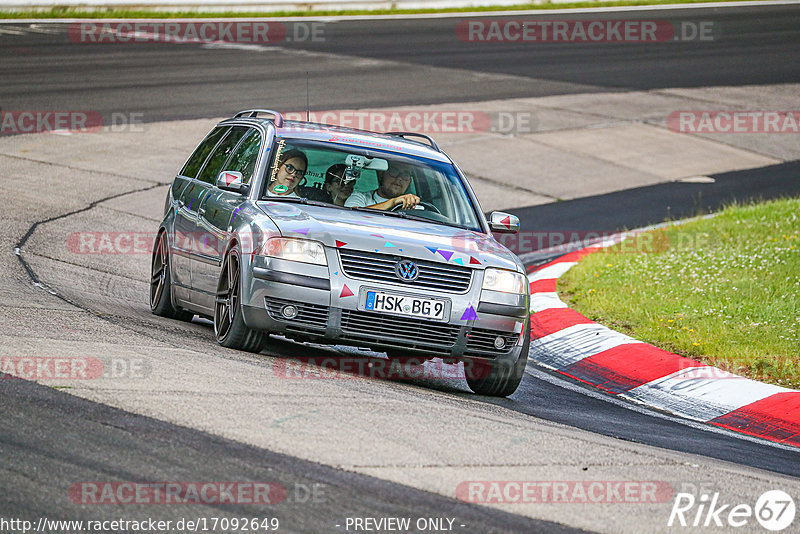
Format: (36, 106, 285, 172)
(393, 194, 421, 210)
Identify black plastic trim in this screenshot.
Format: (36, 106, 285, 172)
(252, 267, 330, 290)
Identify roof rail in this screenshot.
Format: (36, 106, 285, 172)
(385, 131, 441, 152)
(234, 109, 284, 127)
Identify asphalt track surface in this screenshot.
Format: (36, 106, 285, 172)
(0, 4, 798, 123)
(1, 379, 578, 533)
(2, 4, 800, 532)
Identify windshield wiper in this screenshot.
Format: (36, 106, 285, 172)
(260, 196, 329, 207)
(348, 206, 409, 219)
(349, 206, 474, 230)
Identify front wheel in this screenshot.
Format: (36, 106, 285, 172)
(465, 322, 530, 397)
(214, 247, 266, 353)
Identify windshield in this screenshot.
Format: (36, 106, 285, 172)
(260, 137, 484, 232)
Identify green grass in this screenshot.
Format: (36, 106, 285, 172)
(558, 197, 800, 389)
(0, 0, 771, 19)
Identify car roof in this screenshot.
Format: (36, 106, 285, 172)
(222, 113, 452, 164)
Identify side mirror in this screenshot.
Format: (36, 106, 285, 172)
(489, 211, 519, 234)
(216, 171, 249, 195)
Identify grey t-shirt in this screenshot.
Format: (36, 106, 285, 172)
(344, 189, 388, 208)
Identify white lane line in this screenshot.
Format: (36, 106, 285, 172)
(201, 42, 274, 52)
(26, 23, 64, 34)
(528, 261, 576, 282)
(530, 292, 567, 313)
(524, 364, 800, 453)
(626, 368, 794, 421)
(530, 322, 640, 370)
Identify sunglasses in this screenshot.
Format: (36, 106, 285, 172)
(283, 162, 307, 177)
(386, 168, 413, 180)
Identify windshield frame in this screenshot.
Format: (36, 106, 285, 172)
(259, 136, 487, 233)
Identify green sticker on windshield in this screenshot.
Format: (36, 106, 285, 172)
(274, 184, 288, 193)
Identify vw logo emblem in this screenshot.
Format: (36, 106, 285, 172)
(395, 260, 419, 282)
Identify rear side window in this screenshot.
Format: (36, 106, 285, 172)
(197, 127, 249, 184)
(180, 126, 228, 179)
(223, 128, 262, 184)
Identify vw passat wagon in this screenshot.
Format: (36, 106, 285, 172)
(150, 110, 530, 396)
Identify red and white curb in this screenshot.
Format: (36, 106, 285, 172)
(526, 245, 800, 448)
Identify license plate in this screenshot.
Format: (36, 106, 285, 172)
(365, 291, 447, 321)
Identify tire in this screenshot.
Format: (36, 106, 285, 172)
(150, 231, 194, 321)
(465, 321, 530, 397)
(214, 247, 266, 353)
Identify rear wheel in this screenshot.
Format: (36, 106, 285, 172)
(214, 247, 266, 353)
(150, 231, 193, 321)
(465, 322, 530, 397)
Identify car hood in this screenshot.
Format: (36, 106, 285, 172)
(256, 201, 522, 272)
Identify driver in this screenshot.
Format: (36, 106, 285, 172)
(344, 162, 420, 210)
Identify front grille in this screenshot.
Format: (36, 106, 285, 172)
(265, 297, 329, 333)
(340, 310, 460, 355)
(339, 249, 472, 293)
(464, 328, 518, 358)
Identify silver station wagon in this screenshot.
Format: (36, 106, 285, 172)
(150, 110, 530, 396)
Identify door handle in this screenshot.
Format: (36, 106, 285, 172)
(198, 207, 206, 215)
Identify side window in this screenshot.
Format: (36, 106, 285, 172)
(223, 129, 262, 184)
(197, 127, 248, 184)
(180, 126, 229, 179)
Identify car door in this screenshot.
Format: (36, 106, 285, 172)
(193, 127, 264, 310)
(170, 125, 229, 304)
(184, 126, 249, 313)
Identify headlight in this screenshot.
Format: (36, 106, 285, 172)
(482, 268, 527, 294)
(262, 238, 327, 266)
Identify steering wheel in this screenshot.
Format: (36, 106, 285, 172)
(390, 200, 443, 215)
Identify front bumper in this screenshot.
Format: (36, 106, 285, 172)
(242, 253, 528, 363)
(242, 300, 523, 362)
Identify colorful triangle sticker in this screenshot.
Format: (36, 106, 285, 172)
(335, 240, 347, 248)
(384, 241, 395, 248)
(453, 258, 464, 265)
(460, 304, 478, 321)
(437, 249, 454, 261)
(340, 285, 354, 298)
(425, 246, 438, 255)
(469, 256, 481, 265)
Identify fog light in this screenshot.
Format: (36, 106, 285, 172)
(282, 305, 298, 319)
(494, 336, 506, 350)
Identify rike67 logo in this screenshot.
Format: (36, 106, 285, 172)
(668, 490, 796, 531)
